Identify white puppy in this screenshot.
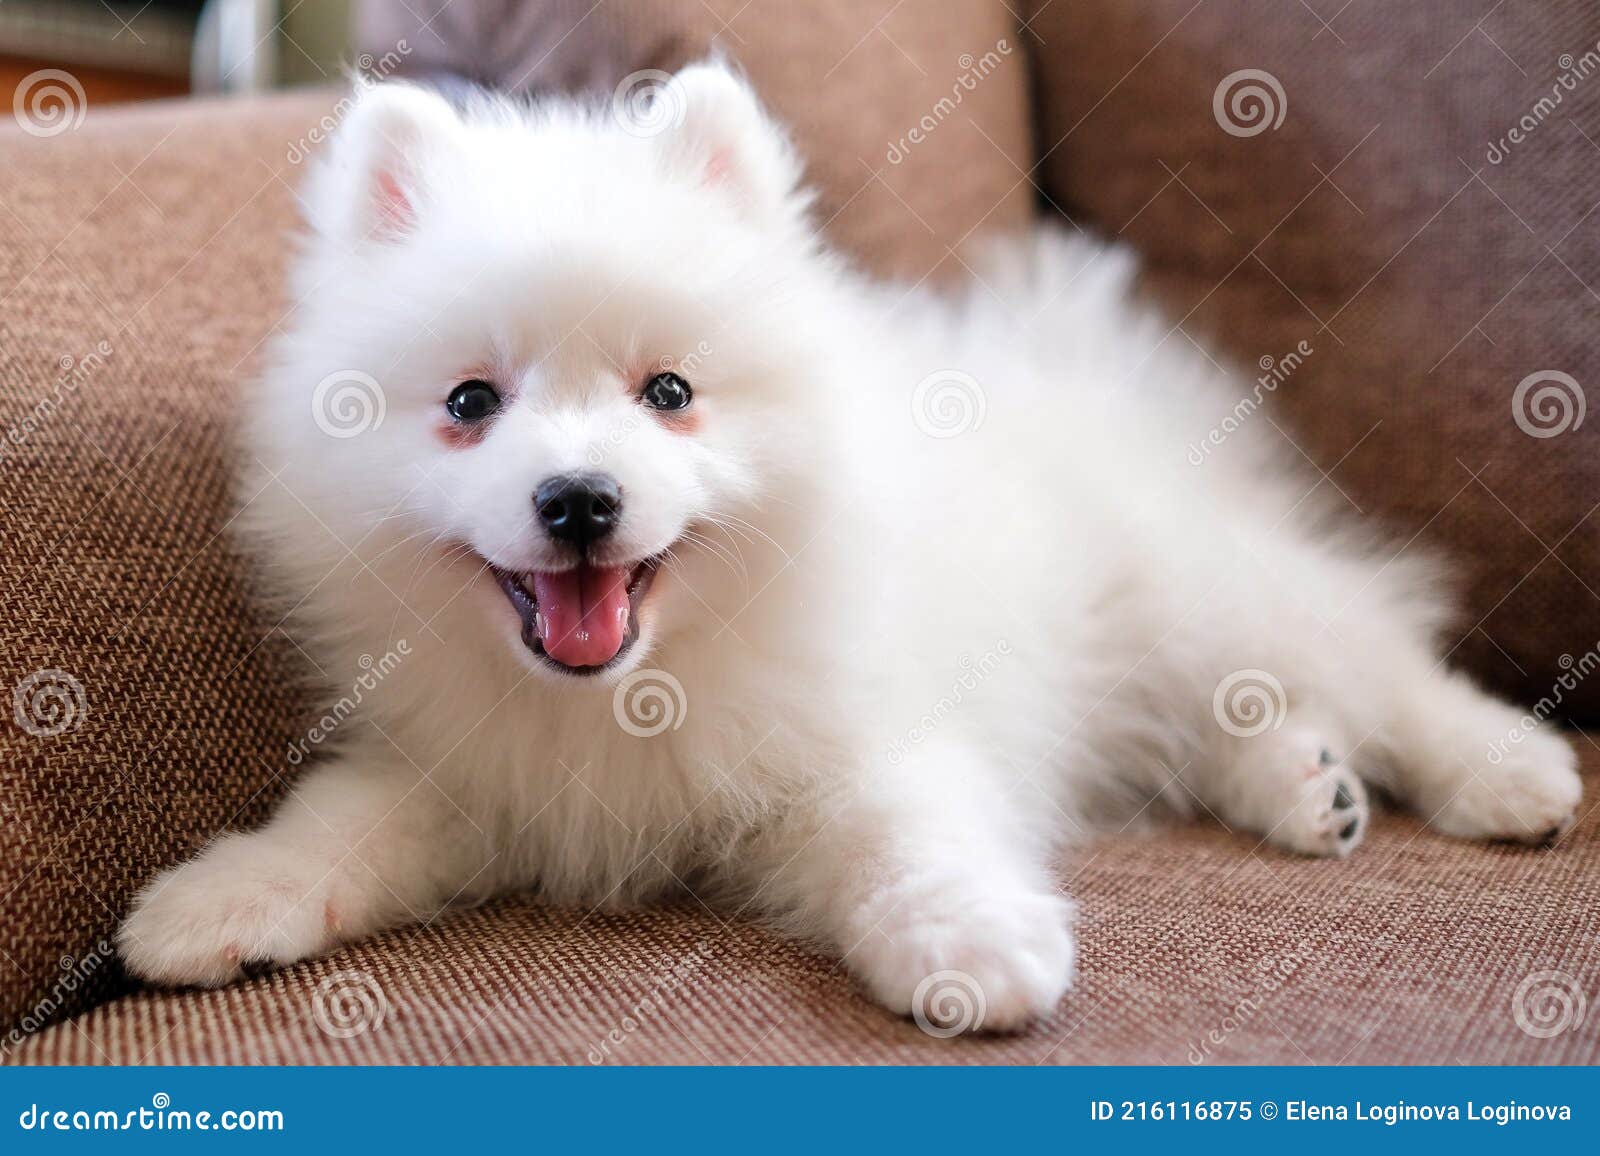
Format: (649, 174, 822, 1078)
(119, 64, 1581, 1031)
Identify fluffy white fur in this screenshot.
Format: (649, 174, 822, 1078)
(118, 64, 1582, 1032)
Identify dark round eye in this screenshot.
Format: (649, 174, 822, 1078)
(641, 371, 692, 412)
(445, 379, 500, 422)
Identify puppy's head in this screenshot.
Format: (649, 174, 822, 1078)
(272, 64, 827, 682)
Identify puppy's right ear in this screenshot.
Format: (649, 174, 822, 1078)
(302, 83, 461, 246)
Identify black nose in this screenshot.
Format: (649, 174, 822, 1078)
(534, 472, 622, 547)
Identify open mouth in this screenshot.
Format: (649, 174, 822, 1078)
(491, 557, 661, 675)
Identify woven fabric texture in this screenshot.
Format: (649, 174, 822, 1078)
(1028, 0, 1600, 715)
(1, 93, 323, 1040)
(12, 758, 1599, 1064)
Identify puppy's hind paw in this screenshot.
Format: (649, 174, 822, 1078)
(1273, 755, 1369, 858)
(1227, 728, 1370, 858)
(1429, 727, 1581, 845)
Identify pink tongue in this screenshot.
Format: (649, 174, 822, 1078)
(530, 564, 631, 668)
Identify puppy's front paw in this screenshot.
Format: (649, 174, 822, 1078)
(847, 872, 1075, 1034)
(117, 833, 342, 987)
(1431, 727, 1581, 845)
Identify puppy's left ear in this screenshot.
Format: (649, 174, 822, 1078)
(651, 62, 805, 222)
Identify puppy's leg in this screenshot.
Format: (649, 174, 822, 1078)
(1380, 665, 1581, 843)
(1187, 669, 1579, 855)
(118, 752, 489, 986)
(738, 741, 1073, 1032)
(1189, 657, 1578, 853)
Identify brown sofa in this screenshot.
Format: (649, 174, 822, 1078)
(2, 1, 1598, 1065)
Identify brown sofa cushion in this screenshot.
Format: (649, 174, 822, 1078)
(356, 0, 1034, 283)
(0, 93, 332, 1041)
(1027, 0, 1600, 716)
(12, 754, 1600, 1064)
